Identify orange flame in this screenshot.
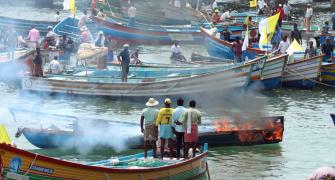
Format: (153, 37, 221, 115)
(214, 118, 283, 143)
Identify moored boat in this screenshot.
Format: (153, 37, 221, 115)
(21, 62, 251, 97)
(200, 27, 265, 61)
(53, 17, 94, 42)
(0, 49, 34, 82)
(320, 62, 335, 86)
(0, 143, 209, 180)
(282, 55, 323, 89)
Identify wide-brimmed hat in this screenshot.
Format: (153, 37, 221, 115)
(164, 98, 172, 104)
(123, 44, 129, 48)
(98, 31, 104, 35)
(146, 98, 159, 107)
(80, 26, 88, 31)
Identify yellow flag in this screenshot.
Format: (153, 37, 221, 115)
(268, 13, 280, 34)
(245, 16, 249, 26)
(70, 0, 76, 14)
(261, 27, 268, 46)
(0, 125, 11, 145)
(286, 39, 303, 55)
(250, 0, 257, 7)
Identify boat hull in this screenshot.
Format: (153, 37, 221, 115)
(282, 55, 322, 89)
(21, 63, 251, 98)
(0, 143, 208, 180)
(93, 17, 203, 45)
(321, 62, 335, 86)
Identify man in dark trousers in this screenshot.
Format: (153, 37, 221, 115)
(290, 23, 302, 44)
(117, 44, 130, 82)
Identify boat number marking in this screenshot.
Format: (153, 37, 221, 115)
(29, 164, 54, 174)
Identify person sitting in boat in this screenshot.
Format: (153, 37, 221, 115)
(156, 98, 174, 159)
(33, 48, 43, 77)
(95, 31, 107, 47)
(117, 44, 131, 82)
(78, 10, 89, 28)
(322, 38, 333, 62)
(182, 100, 201, 158)
(97, 8, 106, 18)
(48, 56, 62, 74)
(322, 21, 330, 34)
(80, 26, 90, 44)
(130, 48, 142, 65)
(211, 9, 221, 25)
(106, 36, 117, 63)
(58, 34, 73, 61)
(140, 98, 159, 158)
(220, 9, 231, 21)
(171, 41, 187, 62)
(232, 37, 243, 62)
(220, 27, 232, 42)
(4, 25, 17, 59)
(45, 26, 57, 47)
(274, 35, 290, 54)
(304, 41, 318, 59)
(128, 2, 137, 27)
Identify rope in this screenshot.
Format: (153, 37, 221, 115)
(284, 65, 335, 88)
(24, 153, 38, 176)
(206, 162, 211, 180)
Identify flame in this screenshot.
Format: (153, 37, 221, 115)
(214, 118, 283, 143)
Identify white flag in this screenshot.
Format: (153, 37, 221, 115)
(242, 29, 249, 51)
(63, 0, 70, 10)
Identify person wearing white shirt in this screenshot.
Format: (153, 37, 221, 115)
(305, 4, 313, 32)
(78, 10, 88, 28)
(171, 41, 187, 61)
(220, 10, 231, 21)
(55, 11, 60, 22)
(212, 1, 218, 10)
(283, 2, 291, 20)
(258, 0, 265, 11)
(276, 36, 290, 54)
(128, 3, 136, 27)
(172, 98, 187, 159)
(48, 57, 62, 74)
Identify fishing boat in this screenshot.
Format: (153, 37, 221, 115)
(320, 62, 335, 86)
(0, 16, 57, 36)
(200, 27, 265, 61)
(281, 55, 323, 89)
(0, 143, 209, 180)
(0, 49, 34, 82)
(281, 23, 320, 37)
(93, 0, 204, 25)
(319, 33, 335, 46)
(11, 108, 284, 149)
(21, 61, 251, 97)
(53, 17, 94, 42)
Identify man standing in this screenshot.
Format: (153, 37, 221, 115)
(140, 98, 159, 158)
(232, 37, 242, 62)
(28, 26, 40, 43)
(305, 4, 313, 32)
(283, 1, 291, 20)
(33, 48, 43, 77)
(45, 26, 57, 46)
(55, 11, 60, 22)
(5, 25, 17, 59)
(291, 23, 302, 44)
(128, 2, 137, 27)
(156, 98, 174, 159)
(322, 38, 334, 62)
(276, 4, 284, 27)
(322, 21, 330, 34)
(172, 98, 187, 159)
(78, 10, 88, 28)
(183, 100, 201, 158)
(211, 9, 221, 25)
(117, 44, 130, 82)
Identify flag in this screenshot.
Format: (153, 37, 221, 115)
(63, 0, 76, 14)
(258, 27, 268, 50)
(258, 13, 280, 49)
(245, 16, 249, 27)
(0, 125, 11, 145)
(242, 28, 249, 51)
(250, 0, 257, 7)
(286, 39, 303, 55)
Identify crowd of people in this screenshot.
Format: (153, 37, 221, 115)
(140, 97, 201, 159)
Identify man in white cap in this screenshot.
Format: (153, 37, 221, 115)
(156, 98, 174, 159)
(140, 98, 159, 158)
(117, 44, 130, 82)
(305, 4, 313, 32)
(45, 25, 57, 46)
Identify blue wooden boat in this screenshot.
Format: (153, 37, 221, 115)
(12, 108, 284, 149)
(53, 16, 94, 42)
(282, 55, 323, 89)
(200, 27, 264, 61)
(0, 16, 57, 36)
(319, 33, 335, 46)
(320, 61, 335, 86)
